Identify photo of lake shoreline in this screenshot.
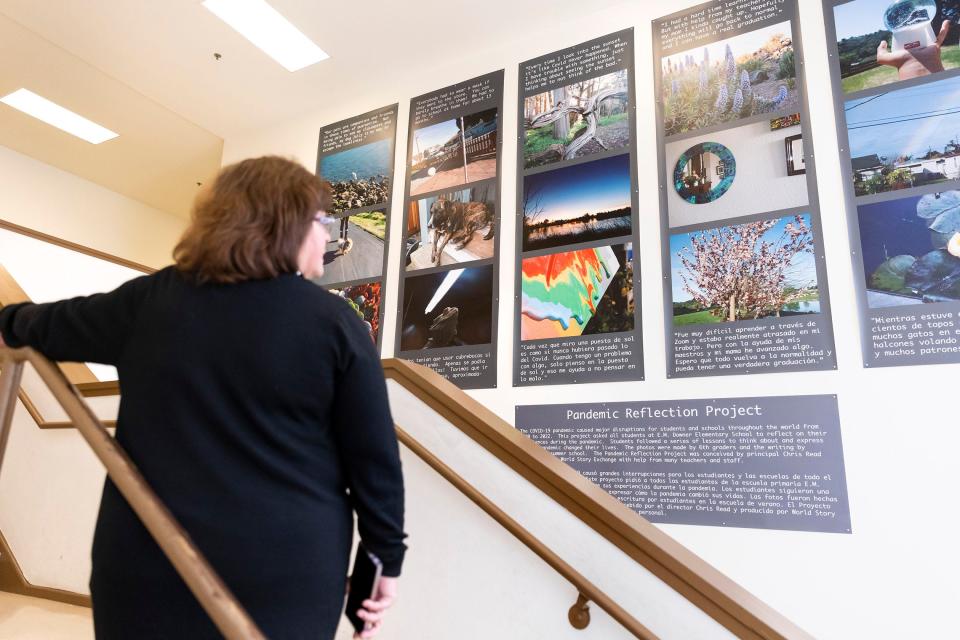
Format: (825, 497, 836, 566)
(522, 153, 632, 252)
(320, 138, 392, 213)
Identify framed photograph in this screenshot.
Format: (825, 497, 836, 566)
(785, 134, 805, 176)
(770, 113, 800, 131)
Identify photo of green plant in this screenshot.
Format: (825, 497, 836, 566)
(660, 22, 799, 137)
(858, 191, 960, 308)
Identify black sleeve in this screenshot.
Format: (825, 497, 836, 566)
(0, 273, 153, 366)
(331, 307, 407, 577)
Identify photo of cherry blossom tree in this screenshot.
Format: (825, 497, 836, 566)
(670, 214, 820, 325)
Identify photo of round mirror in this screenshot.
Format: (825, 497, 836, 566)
(673, 141, 736, 204)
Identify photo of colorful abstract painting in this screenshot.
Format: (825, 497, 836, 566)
(520, 243, 634, 340)
(329, 281, 382, 343)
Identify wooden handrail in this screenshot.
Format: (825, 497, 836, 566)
(2, 353, 813, 638)
(0, 347, 265, 640)
(382, 358, 814, 640)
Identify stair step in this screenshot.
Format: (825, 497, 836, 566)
(0, 591, 93, 639)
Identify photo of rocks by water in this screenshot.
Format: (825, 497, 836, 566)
(320, 138, 392, 213)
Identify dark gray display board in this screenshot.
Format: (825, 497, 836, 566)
(513, 30, 644, 387)
(517, 395, 851, 533)
(316, 104, 398, 348)
(823, 0, 960, 368)
(394, 72, 504, 389)
(653, 0, 838, 378)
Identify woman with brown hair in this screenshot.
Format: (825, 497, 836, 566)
(0, 156, 406, 639)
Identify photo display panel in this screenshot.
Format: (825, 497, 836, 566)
(824, 0, 960, 367)
(394, 71, 504, 389)
(653, 0, 838, 378)
(517, 396, 851, 533)
(514, 29, 644, 386)
(315, 104, 398, 348)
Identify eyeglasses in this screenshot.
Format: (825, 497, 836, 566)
(314, 213, 337, 229)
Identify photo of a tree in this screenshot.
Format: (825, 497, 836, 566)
(671, 214, 820, 325)
(523, 70, 629, 168)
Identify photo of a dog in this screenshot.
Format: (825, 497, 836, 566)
(405, 184, 496, 271)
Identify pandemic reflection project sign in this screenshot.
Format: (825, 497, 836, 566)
(517, 395, 851, 533)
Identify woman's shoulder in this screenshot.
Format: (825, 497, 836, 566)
(276, 276, 369, 328)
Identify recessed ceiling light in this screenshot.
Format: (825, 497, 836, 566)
(202, 0, 329, 72)
(0, 89, 118, 144)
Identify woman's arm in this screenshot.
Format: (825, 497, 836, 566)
(0, 273, 153, 366)
(331, 309, 407, 578)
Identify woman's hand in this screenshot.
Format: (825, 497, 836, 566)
(0, 332, 6, 348)
(877, 21, 951, 80)
(353, 576, 398, 639)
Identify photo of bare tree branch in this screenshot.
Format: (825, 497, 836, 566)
(523, 70, 629, 169)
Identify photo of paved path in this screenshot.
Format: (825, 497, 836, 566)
(410, 158, 497, 196)
(314, 218, 384, 286)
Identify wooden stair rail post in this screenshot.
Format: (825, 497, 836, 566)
(0, 352, 24, 471)
(0, 347, 266, 640)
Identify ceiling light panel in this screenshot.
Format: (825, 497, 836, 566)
(0, 89, 118, 144)
(202, 0, 329, 72)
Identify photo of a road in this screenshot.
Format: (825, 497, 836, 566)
(313, 217, 385, 286)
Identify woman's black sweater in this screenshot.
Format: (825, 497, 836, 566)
(0, 267, 406, 639)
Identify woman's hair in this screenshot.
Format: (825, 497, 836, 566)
(174, 156, 332, 284)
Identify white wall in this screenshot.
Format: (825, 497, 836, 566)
(0, 145, 187, 270)
(220, 1, 960, 637)
(665, 119, 808, 227)
(0, 400, 105, 594)
(0, 227, 151, 381)
(351, 381, 733, 640)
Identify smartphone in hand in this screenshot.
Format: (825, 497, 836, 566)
(345, 544, 382, 634)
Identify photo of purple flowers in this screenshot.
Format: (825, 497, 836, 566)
(660, 22, 800, 137)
